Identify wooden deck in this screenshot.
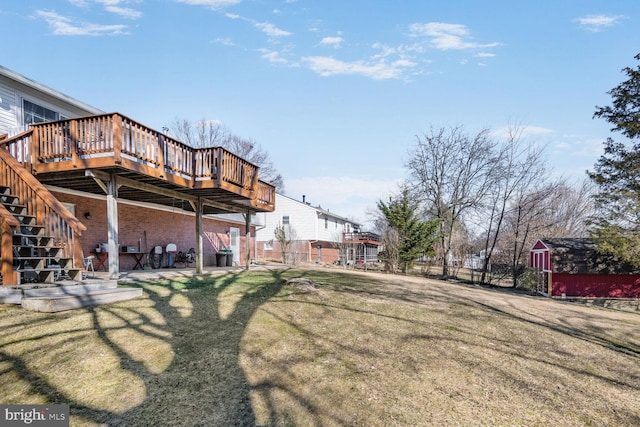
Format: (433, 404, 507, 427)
(1, 112, 275, 215)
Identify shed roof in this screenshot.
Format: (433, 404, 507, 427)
(538, 238, 639, 275)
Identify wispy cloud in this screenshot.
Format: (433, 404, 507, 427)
(254, 21, 292, 37)
(320, 36, 343, 48)
(575, 14, 624, 32)
(302, 56, 415, 80)
(225, 13, 292, 38)
(212, 37, 235, 46)
(409, 22, 499, 50)
(176, 0, 240, 9)
(259, 49, 297, 66)
(69, 0, 143, 19)
(34, 10, 128, 35)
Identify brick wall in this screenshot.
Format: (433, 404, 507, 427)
(52, 191, 254, 270)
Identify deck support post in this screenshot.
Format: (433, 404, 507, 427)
(107, 173, 120, 279)
(245, 210, 251, 270)
(195, 198, 203, 274)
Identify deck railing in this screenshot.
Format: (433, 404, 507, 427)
(0, 147, 86, 285)
(1, 113, 275, 209)
(343, 232, 382, 244)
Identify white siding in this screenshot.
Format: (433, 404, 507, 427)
(0, 67, 102, 136)
(0, 81, 18, 135)
(256, 193, 357, 244)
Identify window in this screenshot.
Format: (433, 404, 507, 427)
(282, 215, 290, 225)
(264, 240, 273, 251)
(324, 218, 328, 229)
(22, 99, 66, 125)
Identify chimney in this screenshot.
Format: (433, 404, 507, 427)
(302, 195, 306, 203)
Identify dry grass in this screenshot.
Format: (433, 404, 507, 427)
(1, 266, 639, 426)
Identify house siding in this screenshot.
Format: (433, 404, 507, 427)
(0, 67, 102, 136)
(0, 81, 18, 134)
(256, 193, 358, 264)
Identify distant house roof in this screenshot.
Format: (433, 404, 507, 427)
(0, 65, 103, 115)
(536, 238, 639, 275)
(278, 193, 360, 227)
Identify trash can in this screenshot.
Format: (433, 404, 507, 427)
(220, 249, 233, 266)
(215, 252, 227, 267)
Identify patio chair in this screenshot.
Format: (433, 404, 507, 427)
(83, 252, 95, 279)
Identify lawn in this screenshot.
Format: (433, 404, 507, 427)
(1, 266, 639, 426)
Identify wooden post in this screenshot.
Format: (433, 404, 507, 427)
(113, 114, 122, 164)
(157, 134, 166, 178)
(30, 126, 39, 174)
(1, 221, 17, 285)
(107, 173, 120, 279)
(70, 119, 79, 168)
(195, 198, 203, 274)
(245, 210, 251, 270)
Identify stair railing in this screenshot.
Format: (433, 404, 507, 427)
(0, 141, 86, 285)
(0, 204, 20, 285)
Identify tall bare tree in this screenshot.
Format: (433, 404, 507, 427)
(498, 178, 594, 286)
(406, 126, 497, 278)
(169, 118, 284, 191)
(477, 126, 547, 283)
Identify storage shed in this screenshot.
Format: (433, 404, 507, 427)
(529, 238, 640, 298)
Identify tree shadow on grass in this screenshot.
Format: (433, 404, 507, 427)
(0, 268, 286, 426)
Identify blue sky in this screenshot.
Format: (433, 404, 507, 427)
(2, 1, 639, 227)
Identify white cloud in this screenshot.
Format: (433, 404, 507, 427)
(575, 14, 624, 32)
(34, 10, 128, 35)
(212, 37, 234, 46)
(177, 0, 240, 9)
(320, 36, 343, 48)
(259, 49, 296, 65)
(475, 52, 495, 58)
(69, 0, 143, 19)
(303, 56, 416, 80)
(102, 5, 142, 20)
(409, 22, 499, 50)
(254, 21, 292, 37)
(224, 13, 292, 38)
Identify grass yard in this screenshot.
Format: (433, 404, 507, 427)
(1, 266, 639, 426)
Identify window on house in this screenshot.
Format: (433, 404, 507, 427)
(324, 218, 328, 229)
(282, 215, 290, 225)
(264, 240, 273, 250)
(22, 99, 66, 125)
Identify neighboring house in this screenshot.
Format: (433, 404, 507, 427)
(0, 65, 275, 285)
(529, 238, 640, 298)
(255, 193, 380, 264)
(0, 65, 104, 136)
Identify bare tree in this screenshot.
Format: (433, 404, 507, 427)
(478, 126, 547, 284)
(407, 126, 497, 278)
(498, 178, 594, 286)
(169, 118, 284, 191)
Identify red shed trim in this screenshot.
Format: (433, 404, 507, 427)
(529, 239, 551, 272)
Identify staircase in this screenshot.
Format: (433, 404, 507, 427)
(0, 145, 143, 311)
(2, 185, 82, 284)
